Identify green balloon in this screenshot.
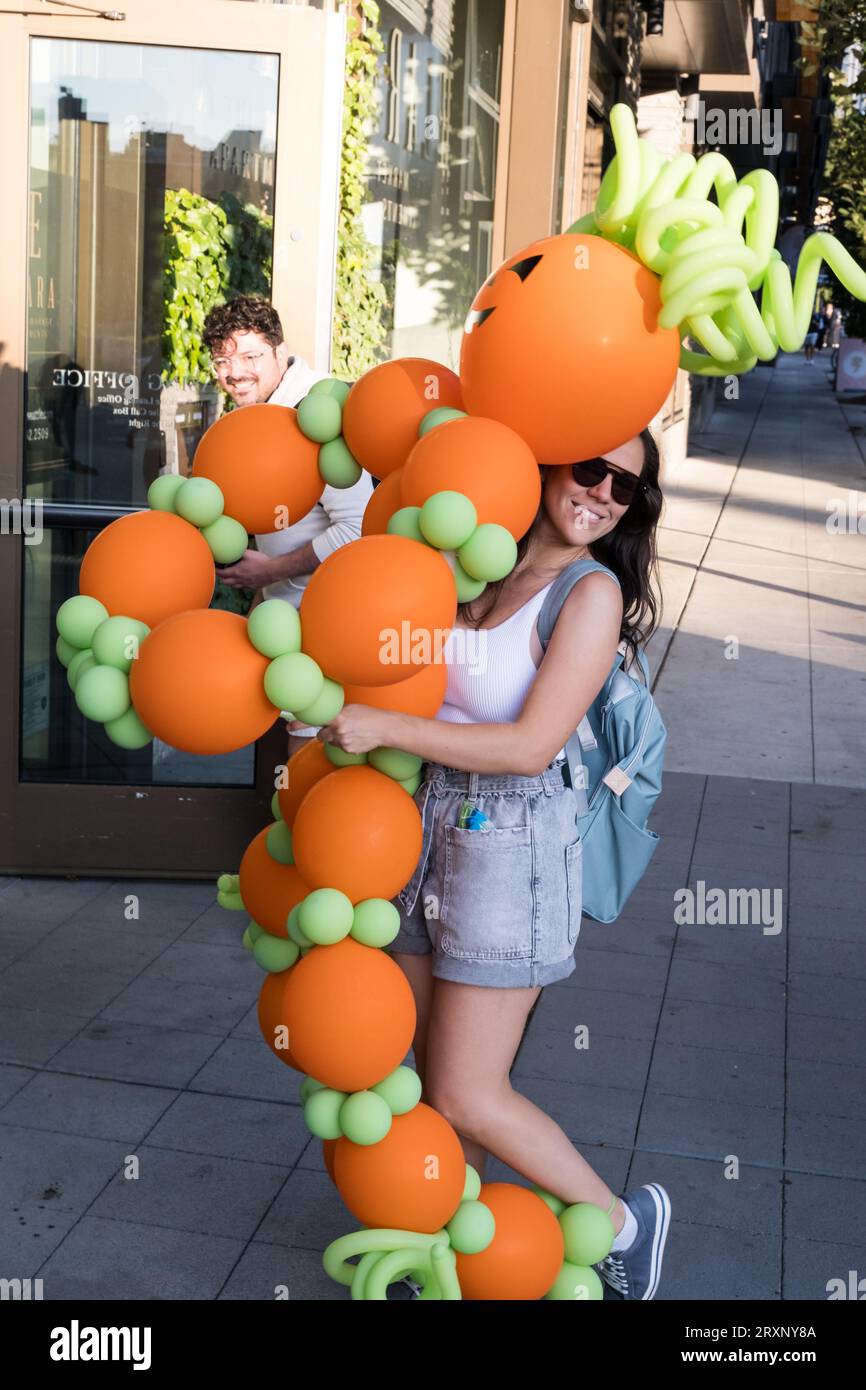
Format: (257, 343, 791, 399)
(56, 595, 109, 649)
(175, 476, 224, 527)
(351, 898, 401, 948)
(462, 1165, 482, 1201)
(446, 1200, 496, 1254)
(398, 772, 422, 796)
(368, 747, 422, 781)
(292, 677, 345, 726)
(104, 707, 153, 750)
(339, 1091, 393, 1146)
(452, 558, 486, 604)
(418, 406, 467, 437)
(298, 887, 354, 945)
(319, 437, 362, 489)
(532, 1185, 566, 1217)
(419, 491, 477, 550)
(201, 515, 248, 564)
(270, 791, 281, 820)
(386, 506, 426, 544)
(266, 820, 294, 865)
(218, 890, 244, 911)
(55, 635, 78, 668)
(74, 665, 131, 723)
(287, 903, 314, 949)
(371, 1064, 422, 1114)
(253, 933, 300, 973)
(247, 920, 265, 944)
(248, 600, 301, 659)
(91, 615, 150, 672)
(298, 393, 343, 444)
(559, 1202, 615, 1265)
(299, 1075, 326, 1104)
(67, 649, 97, 690)
(264, 652, 323, 712)
(324, 743, 367, 767)
(147, 473, 187, 512)
(457, 523, 518, 582)
(304, 1087, 347, 1140)
(544, 1262, 604, 1301)
(308, 377, 352, 405)
(217, 872, 239, 894)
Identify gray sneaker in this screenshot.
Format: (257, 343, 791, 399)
(596, 1184, 671, 1300)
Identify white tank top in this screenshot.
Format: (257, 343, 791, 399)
(437, 583, 565, 759)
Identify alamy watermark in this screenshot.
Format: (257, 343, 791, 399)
(379, 622, 488, 674)
(673, 880, 783, 935)
(1, 497, 43, 545)
(695, 99, 782, 158)
(826, 491, 866, 534)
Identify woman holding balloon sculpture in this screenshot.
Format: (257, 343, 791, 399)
(317, 426, 671, 1301)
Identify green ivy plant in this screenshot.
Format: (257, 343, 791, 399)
(332, 0, 389, 376)
(163, 189, 274, 386)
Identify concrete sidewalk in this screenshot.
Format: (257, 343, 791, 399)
(1, 767, 863, 1301)
(0, 354, 864, 1301)
(650, 354, 866, 787)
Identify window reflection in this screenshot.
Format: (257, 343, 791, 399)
(26, 39, 278, 507)
(364, 0, 506, 370)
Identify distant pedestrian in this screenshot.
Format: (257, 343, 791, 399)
(804, 309, 821, 363)
(817, 301, 834, 351)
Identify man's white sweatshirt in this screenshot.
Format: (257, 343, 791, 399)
(254, 357, 373, 607)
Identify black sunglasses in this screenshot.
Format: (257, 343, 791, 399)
(571, 457, 645, 507)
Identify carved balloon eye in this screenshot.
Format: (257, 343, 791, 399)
(464, 306, 497, 334)
(509, 254, 543, 282)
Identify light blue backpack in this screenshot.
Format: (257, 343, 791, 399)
(537, 557, 667, 923)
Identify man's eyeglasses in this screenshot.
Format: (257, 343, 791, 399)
(211, 351, 268, 376)
(571, 456, 645, 507)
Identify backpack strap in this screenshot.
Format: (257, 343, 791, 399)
(537, 558, 623, 803)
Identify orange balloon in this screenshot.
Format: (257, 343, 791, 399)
(455, 1183, 565, 1300)
(344, 661, 446, 718)
(276, 738, 333, 827)
(193, 403, 323, 533)
(361, 468, 404, 536)
(299, 535, 456, 687)
(281, 936, 416, 1090)
(239, 825, 310, 937)
(460, 234, 680, 463)
(258, 970, 303, 1070)
(401, 416, 541, 540)
(342, 358, 463, 479)
(292, 765, 422, 903)
(334, 1103, 465, 1233)
(79, 510, 215, 629)
(129, 609, 277, 755)
(322, 1138, 338, 1185)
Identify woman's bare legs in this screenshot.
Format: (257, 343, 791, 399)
(424, 978, 627, 1234)
(391, 951, 489, 1180)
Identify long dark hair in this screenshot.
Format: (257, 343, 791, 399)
(459, 428, 663, 665)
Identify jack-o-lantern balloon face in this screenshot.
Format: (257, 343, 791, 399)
(459, 233, 680, 464)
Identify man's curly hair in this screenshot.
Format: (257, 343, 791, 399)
(202, 296, 284, 354)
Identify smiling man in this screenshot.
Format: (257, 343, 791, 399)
(202, 295, 373, 754)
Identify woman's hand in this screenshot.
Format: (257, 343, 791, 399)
(317, 704, 396, 755)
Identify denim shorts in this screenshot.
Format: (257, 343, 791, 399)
(389, 759, 583, 988)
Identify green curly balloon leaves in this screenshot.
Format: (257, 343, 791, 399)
(323, 1228, 461, 1301)
(569, 103, 866, 376)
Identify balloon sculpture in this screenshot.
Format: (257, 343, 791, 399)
(54, 106, 866, 1299)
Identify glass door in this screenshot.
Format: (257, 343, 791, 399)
(0, 0, 345, 875)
